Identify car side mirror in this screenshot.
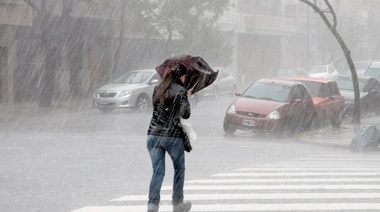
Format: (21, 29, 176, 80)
(370, 90, 378, 95)
(235, 92, 241, 96)
(150, 79, 159, 85)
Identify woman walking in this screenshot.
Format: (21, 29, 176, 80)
(147, 63, 192, 212)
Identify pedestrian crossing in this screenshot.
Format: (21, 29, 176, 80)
(70, 154, 380, 212)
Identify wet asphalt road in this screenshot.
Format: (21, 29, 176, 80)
(0, 95, 367, 212)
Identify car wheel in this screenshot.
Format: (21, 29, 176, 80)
(331, 110, 343, 128)
(303, 112, 316, 130)
(189, 95, 197, 108)
(223, 118, 237, 135)
(99, 108, 113, 113)
(135, 95, 150, 112)
(315, 111, 327, 128)
(281, 117, 298, 137)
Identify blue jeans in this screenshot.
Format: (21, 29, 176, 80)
(147, 135, 185, 206)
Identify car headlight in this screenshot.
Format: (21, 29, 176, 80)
(227, 104, 236, 114)
(118, 90, 133, 97)
(267, 110, 280, 119)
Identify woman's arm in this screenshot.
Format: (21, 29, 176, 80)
(179, 90, 191, 119)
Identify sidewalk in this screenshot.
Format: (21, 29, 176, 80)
(1, 100, 380, 151)
(297, 116, 380, 149)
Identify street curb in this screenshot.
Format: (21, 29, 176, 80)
(0, 99, 94, 120)
(296, 118, 380, 151)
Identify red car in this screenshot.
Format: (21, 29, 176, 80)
(223, 79, 316, 135)
(290, 77, 345, 127)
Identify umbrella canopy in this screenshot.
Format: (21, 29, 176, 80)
(155, 55, 218, 94)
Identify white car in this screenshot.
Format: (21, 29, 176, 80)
(308, 64, 339, 79)
(92, 69, 160, 113)
(354, 60, 372, 75)
(199, 68, 237, 99)
(364, 61, 380, 81)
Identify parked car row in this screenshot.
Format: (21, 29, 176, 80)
(92, 67, 237, 113)
(223, 77, 346, 136)
(334, 75, 380, 117)
(344, 60, 380, 80)
(224, 78, 317, 136)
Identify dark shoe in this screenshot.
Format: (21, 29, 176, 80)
(147, 203, 159, 212)
(173, 201, 191, 212)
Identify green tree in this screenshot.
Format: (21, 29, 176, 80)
(23, 0, 92, 107)
(141, 0, 232, 64)
(300, 0, 361, 124)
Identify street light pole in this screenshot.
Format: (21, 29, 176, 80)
(307, 5, 311, 69)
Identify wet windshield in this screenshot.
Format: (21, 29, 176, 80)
(242, 82, 290, 103)
(114, 72, 153, 84)
(336, 78, 368, 92)
(298, 81, 324, 97)
(364, 68, 380, 80)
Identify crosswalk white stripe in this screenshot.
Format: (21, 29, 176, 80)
(296, 155, 377, 158)
(213, 172, 380, 177)
(276, 162, 380, 165)
(281, 157, 379, 160)
(71, 203, 380, 212)
(70, 154, 380, 212)
(162, 184, 380, 190)
(237, 167, 380, 171)
(256, 164, 380, 168)
(186, 178, 380, 183)
(111, 192, 380, 202)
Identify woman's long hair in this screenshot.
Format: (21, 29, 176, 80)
(155, 63, 187, 104)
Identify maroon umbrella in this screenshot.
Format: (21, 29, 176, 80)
(155, 55, 218, 94)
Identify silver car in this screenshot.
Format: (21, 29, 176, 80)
(92, 69, 160, 112)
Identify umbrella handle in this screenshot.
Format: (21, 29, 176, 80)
(191, 80, 199, 90)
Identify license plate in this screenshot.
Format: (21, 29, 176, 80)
(242, 119, 256, 126)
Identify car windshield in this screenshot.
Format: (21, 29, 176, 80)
(298, 81, 324, 97)
(242, 82, 290, 103)
(364, 68, 380, 80)
(114, 71, 153, 84)
(355, 61, 370, 70)
(309, 66, 326, 74)
(336, 77, 368, 92)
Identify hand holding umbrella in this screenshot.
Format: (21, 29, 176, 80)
(155, 55, 218, 94)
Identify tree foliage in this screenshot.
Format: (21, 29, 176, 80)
(141, 0, 232, 65)
(22, 0, 233, 106)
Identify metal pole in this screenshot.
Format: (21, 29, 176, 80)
(307, 5, 311, 69)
